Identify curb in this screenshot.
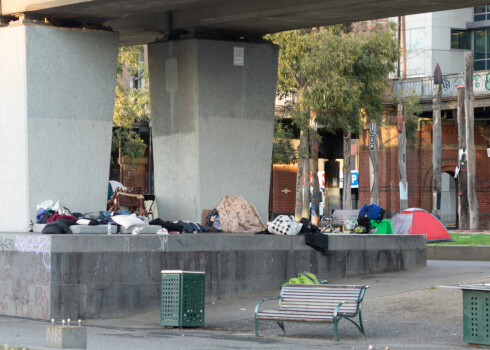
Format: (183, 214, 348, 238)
(448, 230, 490, 234)
(427, 245, 490, 261)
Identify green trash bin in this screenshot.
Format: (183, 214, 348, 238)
(461, 284, 490, 345)
(161, 270, 205, 327)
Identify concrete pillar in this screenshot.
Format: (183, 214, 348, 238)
(0, 23, 118, 232)
(148, 39, 278, 223)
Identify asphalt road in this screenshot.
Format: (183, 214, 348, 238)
(2, 260, 490, 350)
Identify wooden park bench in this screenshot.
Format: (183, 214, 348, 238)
(254, 284, 369, 341)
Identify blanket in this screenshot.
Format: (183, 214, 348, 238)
(216, 195, 265, 233)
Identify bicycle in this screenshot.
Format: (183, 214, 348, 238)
(319, 210, 337, 233)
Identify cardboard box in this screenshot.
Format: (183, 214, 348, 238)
(201, 209, 214, 226)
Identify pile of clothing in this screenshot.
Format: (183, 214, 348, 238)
(149, 219, 208, 234)
(36, 200, 151, 234)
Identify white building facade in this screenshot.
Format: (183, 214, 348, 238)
(403, 6, 490, 77)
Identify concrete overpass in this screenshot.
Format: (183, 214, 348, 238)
(2, 0, 489, 45)
(0, 0, 486, 231)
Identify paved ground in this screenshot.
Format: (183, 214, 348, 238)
(2, 260, 490, 349)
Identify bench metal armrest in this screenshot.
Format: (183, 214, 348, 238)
(333, 300, 358, 317)
(255, 295, 280, 314)
(333, 286, 369, 317)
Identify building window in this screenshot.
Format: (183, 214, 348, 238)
(473, 28, 490, 70)
(451, 30, 471, 49)
(474, 6, 490, 22)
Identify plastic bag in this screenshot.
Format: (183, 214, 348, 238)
(267, 215, 302, 235)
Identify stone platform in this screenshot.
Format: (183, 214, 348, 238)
(0, 233, 425, 320)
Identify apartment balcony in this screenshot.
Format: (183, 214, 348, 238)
(392, 70, 490, 111)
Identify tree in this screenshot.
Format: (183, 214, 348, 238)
(113, 45, 151, 159)
(268, 22, 398, 219)
(272, 117, 297, 165)
(391, 91, 421, 210)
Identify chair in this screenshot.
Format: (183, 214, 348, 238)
(144, 194, 156, 220)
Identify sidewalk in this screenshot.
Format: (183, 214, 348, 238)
(2, 260, 490, 349)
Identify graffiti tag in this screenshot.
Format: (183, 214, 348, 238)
(14, 235, 51, 270)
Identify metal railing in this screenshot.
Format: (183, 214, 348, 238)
(392, 70, 490, 99)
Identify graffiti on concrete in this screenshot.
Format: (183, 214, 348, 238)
(14, 235, 51, 270)
(46, 327, 62, 345)
(0, 236, 15, 251)
(472, 74, 490, 92)
(395, 71, 490, 99)
(159, 235, 168, 251)
(441, 77, 451, 91)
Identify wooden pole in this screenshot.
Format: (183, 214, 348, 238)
(456, 86, 469, 229)
(401, 16, 407, 79)
(343, 131, 352, 210)
(398, 104, 408, 210)
(310, 120, 321, 225)
(294, 130, 305, 221)
(464, 51, 479, 229)
(432, 63, 442, 217)
(397, 16, 401, 78)
(302, 130, 311, 219)
(369, 122, 379, 204)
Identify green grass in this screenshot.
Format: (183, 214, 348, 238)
(428, 233, 490, 246)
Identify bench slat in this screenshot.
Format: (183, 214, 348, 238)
(277, 308, 357, 315)
(283, 287, 362, 293)
(281, 295, 360, 300)
(281, 290, 362, 295)
(282, 293, 361, 299)
(257, 312, 334, 320)
(279, 304, 357, 311)
(282, 300, 358, 304)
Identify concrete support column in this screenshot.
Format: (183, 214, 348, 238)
(0, 23, 118, 231)
(148, 39, 278, 222)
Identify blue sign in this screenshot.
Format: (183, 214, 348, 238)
(338, 170, 359, 189)
(351, 170, 359, 188)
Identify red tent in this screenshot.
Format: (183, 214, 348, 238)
(390, 208, 452, 242)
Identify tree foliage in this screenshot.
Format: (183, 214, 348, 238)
(267, 23, 399, 214)
(112, 45, 150, 159)
(272, 117, 297, 164)
(268, 23, 398, 134)
(113, 45, 151, 128)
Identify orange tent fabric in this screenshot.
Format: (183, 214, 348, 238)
(391, 208, 452, 242)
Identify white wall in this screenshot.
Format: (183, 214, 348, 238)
(149, 39, 278, 223)
(404, 8, 473, 77)
(0, 25, 29, 231)
(0, 23, 118, 231)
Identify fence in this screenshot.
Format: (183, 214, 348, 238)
(392, 70, 490, 100)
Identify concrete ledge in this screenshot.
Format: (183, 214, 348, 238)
(0, 233, 425, 320)
(427, 245, 490, 261)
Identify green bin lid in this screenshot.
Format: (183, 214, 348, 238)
(161, 270, 205, 274)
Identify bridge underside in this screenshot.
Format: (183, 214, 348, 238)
(0, 0, 487, 231)
(2, 0, 490, 44)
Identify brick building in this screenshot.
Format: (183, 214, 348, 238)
(359, 119, 490, 228)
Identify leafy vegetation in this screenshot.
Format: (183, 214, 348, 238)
(112, 128, 146, 159)
(272, 117, 297, 164)
(112, 45, 150, 159)
(267, 23, 399, 216)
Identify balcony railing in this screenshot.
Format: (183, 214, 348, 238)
(392, 70, 490, 100)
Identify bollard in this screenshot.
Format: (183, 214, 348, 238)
(46, 319, 87, 349)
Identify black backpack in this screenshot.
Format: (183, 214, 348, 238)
(357, 214, 371, 233)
